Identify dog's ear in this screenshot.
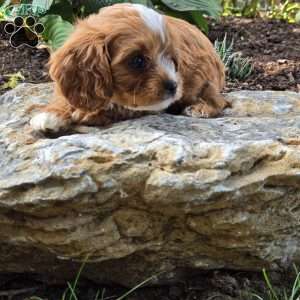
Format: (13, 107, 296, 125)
(49, 34, 113, 111)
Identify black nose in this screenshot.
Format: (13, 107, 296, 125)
(164, 80, 177, 95)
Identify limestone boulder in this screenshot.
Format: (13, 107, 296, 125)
(0, 83, 300, 286)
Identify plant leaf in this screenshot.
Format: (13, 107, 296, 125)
(157, 4, 209, 33)
(0, 0, 11, 7)
(82, 0, 126, 16)
(296, 10, 300, 23)
(40, 14, 74, 50)
(190, 11, 208, 33)
(160, 0, 221, 18)
(128, 0, 152, 5)
(32, 0, 54, 11)
(47, 0, 74, 22)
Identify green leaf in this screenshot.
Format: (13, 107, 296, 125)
(284, 3, 300, 13)
(296, 10, 300, 23)
(40, 14, 74, 50)
(157, 4, 209, 33)
(32, 0, 54, 11)
(81, 0, 126, 16)
(0, 0, 11, 7)
(128, 0, 153, 5)
(190, 11, 208, 33)
(160, 0, 221, 18)
(47, 0, 74, 22)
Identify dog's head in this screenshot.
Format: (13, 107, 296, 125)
(49, 3, 182, 112)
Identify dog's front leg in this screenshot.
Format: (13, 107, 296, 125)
(71, 109, 111, 127)
(30, 96, 74, 133)
(183, 81, 231, 118)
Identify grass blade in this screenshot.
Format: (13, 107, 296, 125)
(262, 268, 279, 300)
(67, 282, 78, 300)
(116, 274, 158, 300)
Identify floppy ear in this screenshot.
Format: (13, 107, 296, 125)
(49, 34, 113, 111)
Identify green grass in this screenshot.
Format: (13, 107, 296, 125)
(29, 256, 160, 300)
(253, 266, 300, 300)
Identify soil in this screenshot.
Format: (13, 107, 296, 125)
(208, 17, 300, 93)
(0, 269, 295, 300)
(0, 16, 300, 300)
(0, 21, 50, 94)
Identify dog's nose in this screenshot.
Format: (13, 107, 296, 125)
(164, 80, 177, 95)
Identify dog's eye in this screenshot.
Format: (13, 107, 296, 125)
(129, 55, 147, 70)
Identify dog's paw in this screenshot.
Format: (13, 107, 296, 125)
(183, 104, 215, 118)
(30, 112, 69, 133)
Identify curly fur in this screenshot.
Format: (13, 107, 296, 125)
(30, 3, 230, 132)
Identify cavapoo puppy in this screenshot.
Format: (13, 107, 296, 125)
(30, 3, 230, 132)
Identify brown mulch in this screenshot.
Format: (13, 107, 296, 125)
(0, 21, 50, 93)
(208, 17, 300, 93)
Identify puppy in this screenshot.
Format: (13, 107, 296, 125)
(30, 3, 229, 132)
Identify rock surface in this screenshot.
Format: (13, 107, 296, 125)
(0, 83, 300, 286)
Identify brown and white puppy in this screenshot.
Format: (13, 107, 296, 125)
(30, 3, 229, 132)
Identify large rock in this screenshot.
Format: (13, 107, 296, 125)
(0, 83, 300, 286)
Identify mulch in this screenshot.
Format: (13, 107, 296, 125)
(208, 17, 300, 93)
(0, 21, 50, 92)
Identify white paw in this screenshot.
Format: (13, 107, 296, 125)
(30, 112, 69, 132)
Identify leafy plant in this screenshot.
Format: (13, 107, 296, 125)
(222, 0, 240, 16)
(242, 0, 260, 17)
(0, 0, 12, 21)
(0, 72, 25, 90)
(229, 54, 253, 80)
(0, 1, 48, 21)
(214, 34, 253, 80)
(253, 266, 300, 300)
(40, 14, 74, 50)
(214, 33, 234, 68)
(221, 0, 300, 23)
(267, 0, 300, 23)
(1, 0, 222, 50)
(221, 0, 261, 17)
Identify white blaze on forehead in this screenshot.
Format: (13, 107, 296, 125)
(131, 4, 165, 41)
(158, 54, 177, 81)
